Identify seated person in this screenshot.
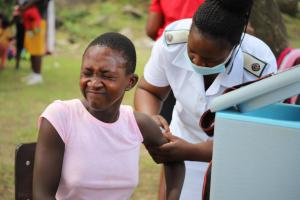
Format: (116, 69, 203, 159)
(33, 32, 185, 200)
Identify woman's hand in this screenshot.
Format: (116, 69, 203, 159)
(146, 132, 213, 163)
(146, 132, 193, 163)
(150, 114, 170, 133)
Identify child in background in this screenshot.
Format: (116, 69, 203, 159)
(0, 14, 14, 69)
(19, 0, 48, 85)
(33, 32, 185, 200)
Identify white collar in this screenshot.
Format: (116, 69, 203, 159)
(220, 46, 244, 88)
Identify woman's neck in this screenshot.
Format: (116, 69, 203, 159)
(81, 99, 120, 123)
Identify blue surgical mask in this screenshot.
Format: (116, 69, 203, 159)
(185, 49, 233, 76)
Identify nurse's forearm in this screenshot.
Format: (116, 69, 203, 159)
(134, 87, 163, 115)
(187, 140, 213, 162)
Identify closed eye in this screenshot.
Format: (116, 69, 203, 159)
(102, 71, 118, 80)
(102, 75, 117, 80)
(189, 48, 224, 66)
(82, 70, 93, 76)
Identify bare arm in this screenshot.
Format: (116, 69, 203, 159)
(33, 118, 64, 200)
(134, 77, 171, 130)
(146, 11, 164, 40)
(184, 140, 212, 162)
(149, 133, 213, 163)
(135, 77, 213, 162)
(135, 112, 185, 200)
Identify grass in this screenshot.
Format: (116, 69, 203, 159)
(56, 1, 148, 43)
(0, 53, 80, 199)
(0, 1, 300, 199)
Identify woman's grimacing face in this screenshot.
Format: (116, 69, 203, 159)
(79, 46, 134, 112)
(187, 24, 233, 68)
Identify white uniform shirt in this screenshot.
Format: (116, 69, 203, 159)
(144, 18, 277, 142)
(144, 18, 277, 200)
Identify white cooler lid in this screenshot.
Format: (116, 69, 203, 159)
(209, 65, 300, 112)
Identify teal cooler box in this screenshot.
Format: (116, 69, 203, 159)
(209, 66, 300, 200)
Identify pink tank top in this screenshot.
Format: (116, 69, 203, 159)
(40, 99, 143, 200)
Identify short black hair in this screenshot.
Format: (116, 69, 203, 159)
(85, 32, 136, 74)
(193, 0, 253, 47)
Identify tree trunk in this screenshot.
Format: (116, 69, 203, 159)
(276, 0, 299, 16)
(249, 0, 289, 58)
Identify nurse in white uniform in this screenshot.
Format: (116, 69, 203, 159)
(134, 0, 277, 199)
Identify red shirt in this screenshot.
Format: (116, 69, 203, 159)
(149, 0, 205, 39)
(22, 6, 42, 30)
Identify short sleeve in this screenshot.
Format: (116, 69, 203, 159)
(143, 38, 170, 87)
(242, 34, 278, 79)
(258, 39, 278, 76)
(149, 0, 162, 13)
(121, 105, 144, 143)
(262, 57, 277, 76)
(39, 100, 70, 143)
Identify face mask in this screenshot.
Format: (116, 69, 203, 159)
(185, 48, 233, 76)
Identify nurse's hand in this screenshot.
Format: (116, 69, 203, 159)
(146, 133, 213, 163)
(151, 114, 170, 133)
(146, 132, 192, 163)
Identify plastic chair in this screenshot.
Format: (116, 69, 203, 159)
(15, 143, 36, 200)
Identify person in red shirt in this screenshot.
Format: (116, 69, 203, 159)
(146, 0, 205, 40)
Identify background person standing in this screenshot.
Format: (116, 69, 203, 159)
(20, 0, 48, 85)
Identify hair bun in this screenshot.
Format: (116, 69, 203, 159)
(213, 0, 253, 14)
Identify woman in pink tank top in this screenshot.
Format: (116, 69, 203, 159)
(32, 32, 185, 200)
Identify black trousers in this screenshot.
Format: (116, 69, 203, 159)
(16, 21, 25, 52)
(160, 90, 176, 124)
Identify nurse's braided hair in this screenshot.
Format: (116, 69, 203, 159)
(193, 0, 253, 47)
(85, 32, 136, 74)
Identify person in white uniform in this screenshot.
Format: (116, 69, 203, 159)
(134, 0, 277, 199)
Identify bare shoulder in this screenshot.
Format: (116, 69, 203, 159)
(38, 117, 65, 150)
(134, 112, 167, 146)
(134, 111, 157, 138)
(134, 111, 149, 126)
